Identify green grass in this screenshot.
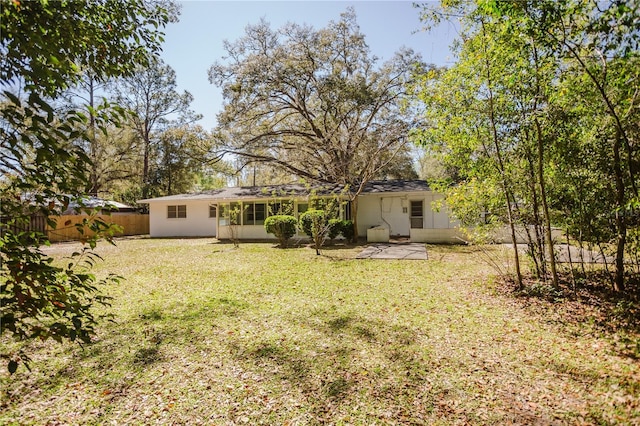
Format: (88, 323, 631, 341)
(1, 239, 638, 425)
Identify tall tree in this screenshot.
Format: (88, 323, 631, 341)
(61, 70, 140, 196)
(151, 125, 219, 196)
(0, 0, 175, 372)
(414, 0, 639, 293)
(112, 58, 201, 198)
(209, 9, 422, 237)
(522, 0, 640, 292)
(413, 9, 528, 287)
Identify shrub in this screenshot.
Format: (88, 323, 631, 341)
(340, 220, 355, 242)
(326, 219, 355, 243)
(264, 215, 298, 247)
(299, 209, 331, 255)
(299, 209, 327, 237)
(328, 218, 342, 240)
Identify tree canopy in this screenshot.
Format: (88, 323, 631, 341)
(209, 8, 422, 192)
(413, 0, 640, 293)
(112, 58, 202, 198)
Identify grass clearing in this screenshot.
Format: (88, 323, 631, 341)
(1, 238, 638, 424)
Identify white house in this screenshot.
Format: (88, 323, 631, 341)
(138, 180, 463, 243)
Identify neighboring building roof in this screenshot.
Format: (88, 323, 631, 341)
(18, 193, 136, 214)
(138, 180, 432, 204)
(62, 196, 136, 214)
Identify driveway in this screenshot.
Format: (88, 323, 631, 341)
(507, 243, 614, 263)
(356, 243, 428, 260)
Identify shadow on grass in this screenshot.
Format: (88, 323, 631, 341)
(132, 346, 162, 365)
(175, 297, 249, 320)
(499, 271, 640, 359)
(313, 242, 366, 261)
(224, 308, 431, 420)
(56, 296, 250, 373)
(230, 337, 358, 411)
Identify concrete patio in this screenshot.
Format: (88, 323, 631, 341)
(355, 243, 428, 260)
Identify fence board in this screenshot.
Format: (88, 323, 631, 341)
(47, 215, 149, 242)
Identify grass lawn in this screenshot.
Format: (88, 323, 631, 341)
(1, 238, 638, 425)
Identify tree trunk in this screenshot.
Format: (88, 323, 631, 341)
(523, 144, 545, 279)
(87, 77, 99, 196)
(505, 193, 524, 290)
(534, 118, 559, 289)
(612, 135, 626, 293)
(481, 22, 523, 289)
(350, 197, 359, 241)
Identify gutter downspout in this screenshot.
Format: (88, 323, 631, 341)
(379, 197, 392, 233)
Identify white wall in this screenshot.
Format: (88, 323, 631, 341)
(410, 228, 466, 244)
(357, 195, 409, 236)
(217, 225, 274, 240)
(356, 192, 458, 238)
(148, 200, 216, 237)
(423, 194, 457, 229)
(357, 195, 387, 236)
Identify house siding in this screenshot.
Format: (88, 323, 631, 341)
(356, 192, 459, 238)
(149, 200, 216, 237)
(141, 181, 462, 243)
(357, 194, 409, 237)
(216, 224, 274, 240)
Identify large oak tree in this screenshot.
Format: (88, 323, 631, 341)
(209, 9, 423, 236)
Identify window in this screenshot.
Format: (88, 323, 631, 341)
(410, 200, 423, 229)
(219, 203, 240, 226)
(270, 202, 282, 216)
(209, 205, 217, 218)
(219, 204, 229, 226)
(343, 201, 352, 220)
(269, 200, 293, 216)
(297, 203, 308, 217)
(243, 202, 266, 225)
(168, 205, 186, 219)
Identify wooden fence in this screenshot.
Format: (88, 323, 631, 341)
(47, 215, 149, 242)
(0, 214, 47, 236)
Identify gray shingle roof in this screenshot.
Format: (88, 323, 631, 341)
(138, 180, 431, 203)
(360, 180, 431, 193)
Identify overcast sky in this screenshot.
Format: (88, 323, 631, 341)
(160, 1, 459, 130)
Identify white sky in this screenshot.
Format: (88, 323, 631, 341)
(160, 1, 459, 130)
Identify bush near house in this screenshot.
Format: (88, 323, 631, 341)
(328, 219, 355, 243)
(299, 209, 328, 237)
(264, 215, 298, 247)
(340, 219, 355, 242)
(300, 211, 354, 253)
(299, 209, 332, 255)
(328, 218, 342, 240)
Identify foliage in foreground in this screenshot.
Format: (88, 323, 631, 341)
(0, 0, 174, 372)
(0, 228, 121, 373)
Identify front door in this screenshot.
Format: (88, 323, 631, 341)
(410, 200, 424, 229)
